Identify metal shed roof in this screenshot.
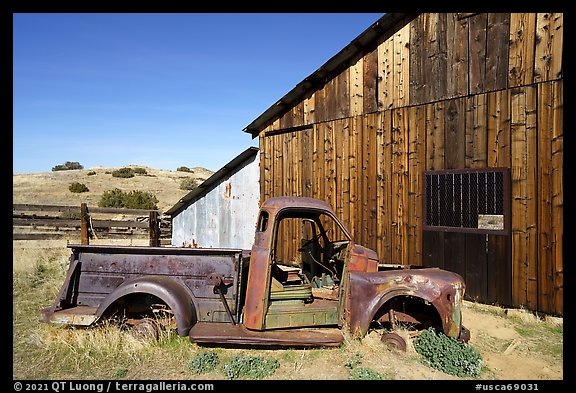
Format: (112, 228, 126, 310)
(166, 146, 259, 216)
(242, 12, 418, 138)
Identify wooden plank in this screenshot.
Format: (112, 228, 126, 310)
(292, 102, 304, 128)
(409, 14, 426, 105)
(443, 97, 466, 279)
(13, 233, 79, 240)
(314, 84, 326, 123)
(426, 101, 445, 171)
(336, 71, 350, 119)
(465, 93, 488, 168)
(349, 116, 359, 238)
(391, 107, 409, 264)
(468, 13, 488, 95)
(312, 123, 323, 200)
(303, 92, 315, 126)
(444, 98, 466, 169)
(446, 13, 469, 98)
(13, 217, 150, 229)
(510, 85, 538, 309)
(550, 81, 563, 315)
(422, 101, 445, 269)
(13, 217, 81, 228)
(341, 118, 351, 232)
(487, 89, 512, 306)
(273, 133, 283, 198)
(430, 13, 448, 102)
(325, 122, 337, 216)
(350, 56, 364, 117)
(537, 81, 552, 314)
(363, 48, 378, 113)
(301, 127, 313, 197)
(355, 116, 365, 246)
(487, 89, 511, 167)
(12, 204, 158, 215)
(377, 37, 394, 111)
(465, 234, 488, 301)
(376, 110, 392, 263)
(537, 80, 563, 315)
(325, 77, 336, 122)
(283, 133, 291, 197)
(408, 105, 425, 265)
(13, 204, 80, 213)
(364, 113, 378, 253)
(334, 119, 344, 224)
(508, 13, 536, 88)
(259, 134, 266, 202)
(393, 23, 410, 108)
(485, 13, 511, 92)
(534, 13, 563, 83)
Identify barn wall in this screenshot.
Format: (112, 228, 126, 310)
(171, 152, 260, 249)
(257, 12, 563, 315)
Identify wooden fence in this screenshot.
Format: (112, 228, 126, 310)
(13, 203, 171, 246)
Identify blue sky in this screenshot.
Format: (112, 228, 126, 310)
(13, 13, 383, 173)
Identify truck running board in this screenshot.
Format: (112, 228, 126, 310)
(188, 322, 343, 347)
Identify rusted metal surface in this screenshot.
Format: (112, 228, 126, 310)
(42, 244, 249, 336)
(346, 268, 467, 340)
(189, 322, 343, 347)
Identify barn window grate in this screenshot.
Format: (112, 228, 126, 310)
(423, 168, 510, 235)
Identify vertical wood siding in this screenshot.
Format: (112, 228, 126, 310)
(257, 13, 562, 315)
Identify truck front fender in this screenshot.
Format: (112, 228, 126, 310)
(346, 269, 464, 339)
(96, 275, 197, 337)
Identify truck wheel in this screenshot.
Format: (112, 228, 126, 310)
(381, 332, 407, 352)
(130, 318, 160, 342)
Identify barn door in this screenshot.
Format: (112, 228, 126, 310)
(421, 168, 512, 307)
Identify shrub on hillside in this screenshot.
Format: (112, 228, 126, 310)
(98, 188, 158, 210)
(111, 167, 135, 178)
(180, 178, 199, 191)
(52, 161, 84, 171)
(177, 166, 193, 173)
(132, 167, 148, 175)
(68, 182, 89, 193)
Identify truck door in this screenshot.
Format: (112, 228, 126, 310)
(263, 210, 349, 330)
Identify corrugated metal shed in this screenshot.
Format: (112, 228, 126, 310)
(167, 147, 260, 249)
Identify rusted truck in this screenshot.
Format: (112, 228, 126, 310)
(40, 196, 470, 349)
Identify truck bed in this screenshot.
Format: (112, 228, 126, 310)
(41, 244, 251, 333)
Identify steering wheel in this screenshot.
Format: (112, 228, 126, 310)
(298, 231, 323, 251)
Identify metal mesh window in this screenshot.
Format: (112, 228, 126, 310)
(423, 168, 510, 235)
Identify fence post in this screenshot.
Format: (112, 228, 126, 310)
(149, 210, 160, 247)
(80, 203, 90, 244)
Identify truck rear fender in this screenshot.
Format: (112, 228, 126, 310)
(96, 275, 197, 337)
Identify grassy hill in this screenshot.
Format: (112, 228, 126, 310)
(12, 165, 214, 214)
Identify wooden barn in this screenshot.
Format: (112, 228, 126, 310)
(167, 147, 260, 249)
(243, 13, 563, 315)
